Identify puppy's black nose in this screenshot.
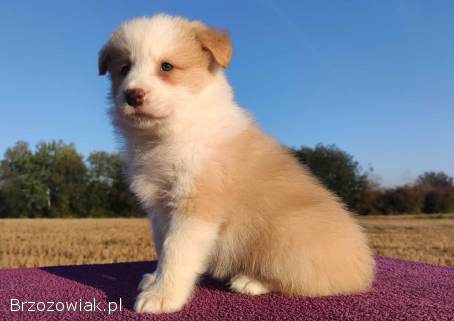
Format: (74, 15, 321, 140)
(124, 88, 146, 108)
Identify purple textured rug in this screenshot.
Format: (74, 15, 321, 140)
(0, 256, 453, 321)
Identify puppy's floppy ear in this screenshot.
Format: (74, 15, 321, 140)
(98, 42, 111, 76)
(193, 23, 232, 69)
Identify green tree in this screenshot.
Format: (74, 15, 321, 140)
(0, 141, 48, 217)
(107, 154, 142, 217)
(415, 172, 454, 214)
(87, 151, 120, 182)
(85, 151, 117, 216)
(86, 151, 141, 217)
(292, 144, 373, 212)
(423, 187, 454, 214)
(376, 186, 424, 214)
(0, 141, 88, 217)
(34, 141, 87, 217)
(416, 171, 453, 188)
(0, 188, 5, 216)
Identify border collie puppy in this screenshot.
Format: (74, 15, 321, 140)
(98, 14, 375, 314)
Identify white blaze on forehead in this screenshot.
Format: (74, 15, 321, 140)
(113, 14, 194, 62)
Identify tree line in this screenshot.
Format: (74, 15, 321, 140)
(293, 145, 454, 215)
(0, 141, 140, 217)
(0, 140, 453, 218)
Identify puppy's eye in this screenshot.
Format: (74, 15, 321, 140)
(120, 64, 130, 76)
(161, 62, 173, 72)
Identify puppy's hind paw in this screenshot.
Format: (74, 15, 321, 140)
(137, 272, 157, 291)
(230, 274, 270, 295)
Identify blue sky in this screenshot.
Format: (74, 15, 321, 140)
(1, 0, 453, 186)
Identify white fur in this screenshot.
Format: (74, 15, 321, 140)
(105, 15, 251, 314)
(147, 209, 169, 258)
(138, 272, 157, 291)
(230, 274, 270, 295)
(134, 215, 220, 313)
(120, 72, 251, 210)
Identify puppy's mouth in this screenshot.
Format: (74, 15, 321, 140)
(122, 106, 168, 122)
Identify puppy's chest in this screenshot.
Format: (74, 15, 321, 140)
(128, 143, 206, 208)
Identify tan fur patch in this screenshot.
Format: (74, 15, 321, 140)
(157, 43, 213, 91)
(193, 24, 232, 69)
(179, 125, 375, 296)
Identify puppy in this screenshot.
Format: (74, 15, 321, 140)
(98, 14, 375, 314)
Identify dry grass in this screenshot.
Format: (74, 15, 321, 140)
(1, 216, 453, 269)
(0, 219, 156, 269)
(360, 215, 454, 267)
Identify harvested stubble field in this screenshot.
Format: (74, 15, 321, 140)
(0, 216, 453, 269)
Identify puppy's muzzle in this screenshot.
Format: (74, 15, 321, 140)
(125, 88, 146, 108)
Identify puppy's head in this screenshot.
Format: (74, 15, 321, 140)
(98, 14, 232, 130)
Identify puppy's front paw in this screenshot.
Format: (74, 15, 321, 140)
(137, 272, 157, 291)
(134, 284, 189, 314)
